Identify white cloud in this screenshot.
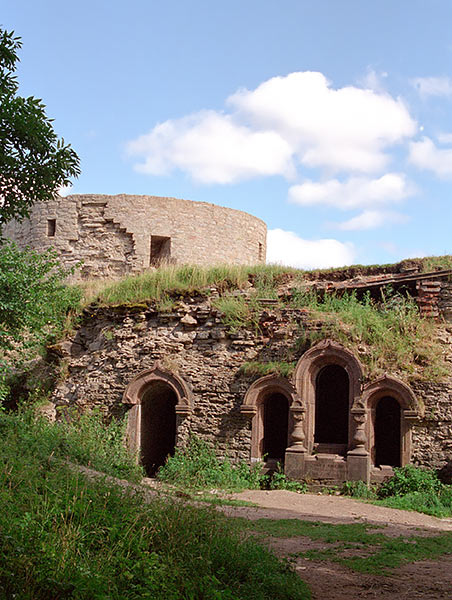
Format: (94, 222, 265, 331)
(359, 68, 388, 93)
(127, 111, 294, 184)
(229, 72, 416, 173)
(408, 136, 452, 178)
(288, 173, 413, 210)
(335, 210, 408, 231)
(412, 76, 452, 98)
(127, 71, 416, 184)
(267, 228, 355, 269)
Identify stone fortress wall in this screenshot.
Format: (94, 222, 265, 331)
(3, 194, 267, 277)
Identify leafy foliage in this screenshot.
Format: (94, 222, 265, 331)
(0, 28, 80, 229)
(0, 242, 81, 378)
(377, 465, 442, 498)
(157, 436, 266, 491)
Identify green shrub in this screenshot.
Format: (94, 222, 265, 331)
(268, 464, 308, 492)
(341, 480, 377, 500)
(378, 465, 442, 499)
(157, 436, 266, 491)
(0, 407, 143, 481)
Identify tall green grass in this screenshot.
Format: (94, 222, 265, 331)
(290, 289, 447, 380)
(0, 411, 310, 599)
(88, 264, 293, 306)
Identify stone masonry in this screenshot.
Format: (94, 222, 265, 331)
(4, 194, 267, 278)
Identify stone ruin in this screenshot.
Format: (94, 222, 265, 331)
(3, 193, 267, 278)
(8, 193, 452, 483)
(47, 263, 452, 484)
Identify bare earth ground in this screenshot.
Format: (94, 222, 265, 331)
(222, 491, 452, 600)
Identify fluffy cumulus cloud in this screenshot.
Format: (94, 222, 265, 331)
(267, 228, 355, 269)
(127, 111, 294, 184)
(335, 210, 408, 231)
(288, 173, 413, 210)
(412, 76, 452, 98)
(408, 137, 452, 178)
(127, 71, 416, 184)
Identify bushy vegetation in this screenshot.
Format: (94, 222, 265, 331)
(157, 436, 265, 491)
(0, 407, 142, 481)
(0, 242, 81, 401)
(342, 465, 452, 518)
(0, 411, 310, 599)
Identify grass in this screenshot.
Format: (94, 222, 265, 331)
(157, 436, 266, 491)
(0, 407, 143, 481)
(72, 262, 449, 381)
(0, 409, 311, 599)
(342, 466, 452, 518)
(239, 361, 297, 378)
(289, 288, 448, 380)
(243, 518, 452, 575)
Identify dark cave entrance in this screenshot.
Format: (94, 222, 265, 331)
(375, 396, 401, 467)
(262, 393, 289, 462)
(314, 364, 349, 451)
(141, 382, 177, 476)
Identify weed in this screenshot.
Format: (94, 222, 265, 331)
(157, 436, 267, 491)
(240, 361, 296, 378)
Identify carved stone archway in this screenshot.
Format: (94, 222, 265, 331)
(362, 376, 419, 467)
(240, 375, 300, 462)
(123, 364, 192, 468)
(292, 340, 364, 454)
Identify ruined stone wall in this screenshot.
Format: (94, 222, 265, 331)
(48, 300, 452, 471)
(4, 194, 267, 277)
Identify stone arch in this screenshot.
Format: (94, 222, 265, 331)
(293, 340, 364, 454)
(363, 376, 418, 467)
(240, 375, 299, 462)
(123, 365, 192, 474)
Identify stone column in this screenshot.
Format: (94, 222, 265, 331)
(285, 404, 307, 480)
(347, 407, 370, 483)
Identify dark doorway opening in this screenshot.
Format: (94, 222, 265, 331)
(263, 393, 289, 461)
(375, 396, 401, 467)
(141, 382, 177, 476)
(314, 364, 349, 447)
(150, 236, 171, 266)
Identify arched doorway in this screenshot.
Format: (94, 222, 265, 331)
(123, 365, 193, 476)
(314, 364, 349, 451)
(141, 381, 177, 476)
(262, 393, 289, 461)
(375, 396, 401, 467)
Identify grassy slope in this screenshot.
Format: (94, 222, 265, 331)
(0, 411, 310, 600)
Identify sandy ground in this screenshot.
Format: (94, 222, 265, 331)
(221, 490, 452, 600)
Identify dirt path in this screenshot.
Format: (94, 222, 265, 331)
(222, 490, 452, 600)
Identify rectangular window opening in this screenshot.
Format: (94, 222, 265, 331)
(258, 242, 264, 262)
(150, 235, 171, 267)
(47, 219, 56, 237)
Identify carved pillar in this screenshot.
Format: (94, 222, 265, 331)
(285, 403, 307, 479)
(347, 406, 370, 483)
(288, 404, 307, 452)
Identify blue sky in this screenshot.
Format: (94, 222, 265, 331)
(4, 1, 452, 268)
